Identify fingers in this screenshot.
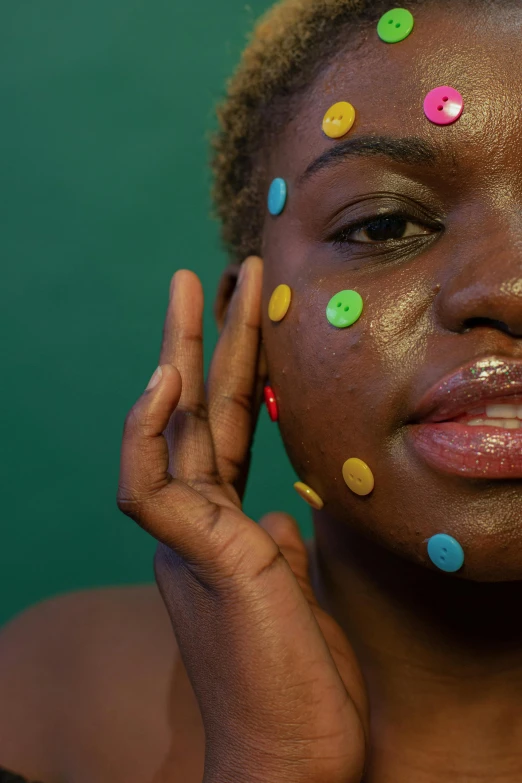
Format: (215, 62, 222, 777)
(205, 255, 266, 489)
(259, 513, 321, 610)
(158, 269, 219, 486)
(117, 362, 240, 560)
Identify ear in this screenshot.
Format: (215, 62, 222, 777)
(213, 263, 242, 334)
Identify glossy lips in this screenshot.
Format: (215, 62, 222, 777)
(408, 357, 522, 478)
(411, 356, 522, 423)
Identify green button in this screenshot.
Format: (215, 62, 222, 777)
(326, 290, 363, 329)
(377, 8, 414, 43)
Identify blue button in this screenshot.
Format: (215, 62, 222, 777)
(268, 178, 287, 215)
(427, 534, 464, 573)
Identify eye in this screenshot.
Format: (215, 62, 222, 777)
(333, 214, 434, 245)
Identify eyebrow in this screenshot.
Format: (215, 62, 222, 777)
(298, 135, 440, 184)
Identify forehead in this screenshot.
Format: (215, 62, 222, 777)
(274, 4, 522, 177)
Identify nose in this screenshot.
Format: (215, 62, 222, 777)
(435, 228, 522, 339)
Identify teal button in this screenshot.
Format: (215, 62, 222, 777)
(427, 534, 464, 573)
(268, 178, 287, 216)
(326, 290, 363, 328)
(377, 8, 414, 43)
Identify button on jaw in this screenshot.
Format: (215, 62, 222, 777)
(294, 481, 324, 510)
(427, 534, 464, 572)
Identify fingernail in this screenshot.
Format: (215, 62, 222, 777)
(146, 365, 162, 390)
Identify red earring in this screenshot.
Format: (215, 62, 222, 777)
(263, 384, 278, 421)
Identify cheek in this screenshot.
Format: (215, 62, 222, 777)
(262, 283, 386, 489)
(260, 270, 434, 519)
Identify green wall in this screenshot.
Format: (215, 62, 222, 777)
(1, 0, 313, 626)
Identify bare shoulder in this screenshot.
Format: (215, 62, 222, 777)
(0, 583, 205, 783)
(0, 538, 317, 783)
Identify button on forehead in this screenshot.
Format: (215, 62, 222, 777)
(302, 7, 521, 140)
(424, 86, 463, 126)
(271, 5, 522, 207)
(322, 101, 356, 139)
(377, 8, 414, 43)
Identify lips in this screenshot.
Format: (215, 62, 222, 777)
(407, 356, 522, 479)
(411, 356, 522, 424)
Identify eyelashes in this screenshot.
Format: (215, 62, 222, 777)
(331, 212, 441, 247)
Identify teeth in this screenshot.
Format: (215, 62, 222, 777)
(485, 404, 521, 419)
(467, 418, 521, 429)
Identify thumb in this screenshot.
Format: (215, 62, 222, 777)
(258, 512, 319, 609)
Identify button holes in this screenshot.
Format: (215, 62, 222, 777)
(442, 96, 448, 101)
(440, 556, 446, 561)
(437, 105, 443, 111)
(395, 22, 400, 27)
(388, 18, 393, 24)
(344, 306, 349, 311)
(349, 473, 354, 480)
(357, 477, 362, 483)
(442, 547, 447, 552)
(337, 302, 341, 307)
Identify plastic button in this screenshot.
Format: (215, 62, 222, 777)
(424, 86, 463, 126)
(427, 533, 464, 573)
(263, 385, 278, 421)
(377, 8, 414, 43)
(293, 481, 324, 510)
(322, 102, 356, 139)
(342, 458, 374, 496)
(268, 178, 287, 215)
(326, 290, 363, 328)
(268, 284, 292, 322)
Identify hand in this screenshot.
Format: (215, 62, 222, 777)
(116, 256, 370, 783)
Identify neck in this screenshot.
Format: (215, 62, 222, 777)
(308, 511, 522, 782)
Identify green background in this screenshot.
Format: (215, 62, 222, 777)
(0, 0, 313, 627)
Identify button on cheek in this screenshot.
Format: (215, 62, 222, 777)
(342, 458, 374, 496)
(268, 284, 292, 321)
(326, 290, 364, 328)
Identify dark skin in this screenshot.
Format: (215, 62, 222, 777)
(212, 4, 522, 780)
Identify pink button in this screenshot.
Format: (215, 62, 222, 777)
(423, 86, 463, 125)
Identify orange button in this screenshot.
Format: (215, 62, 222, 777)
(322, 101, 356, 139)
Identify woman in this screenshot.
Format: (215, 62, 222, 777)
(2, 0, 522, 780)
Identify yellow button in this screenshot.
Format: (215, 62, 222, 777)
(342, 458, 374, 496)
(293, 481, 324, 510)
(322, 101, 356, 139)
(268, 284, 292, 322)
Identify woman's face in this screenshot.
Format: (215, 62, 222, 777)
(259, 2, 522, 581)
